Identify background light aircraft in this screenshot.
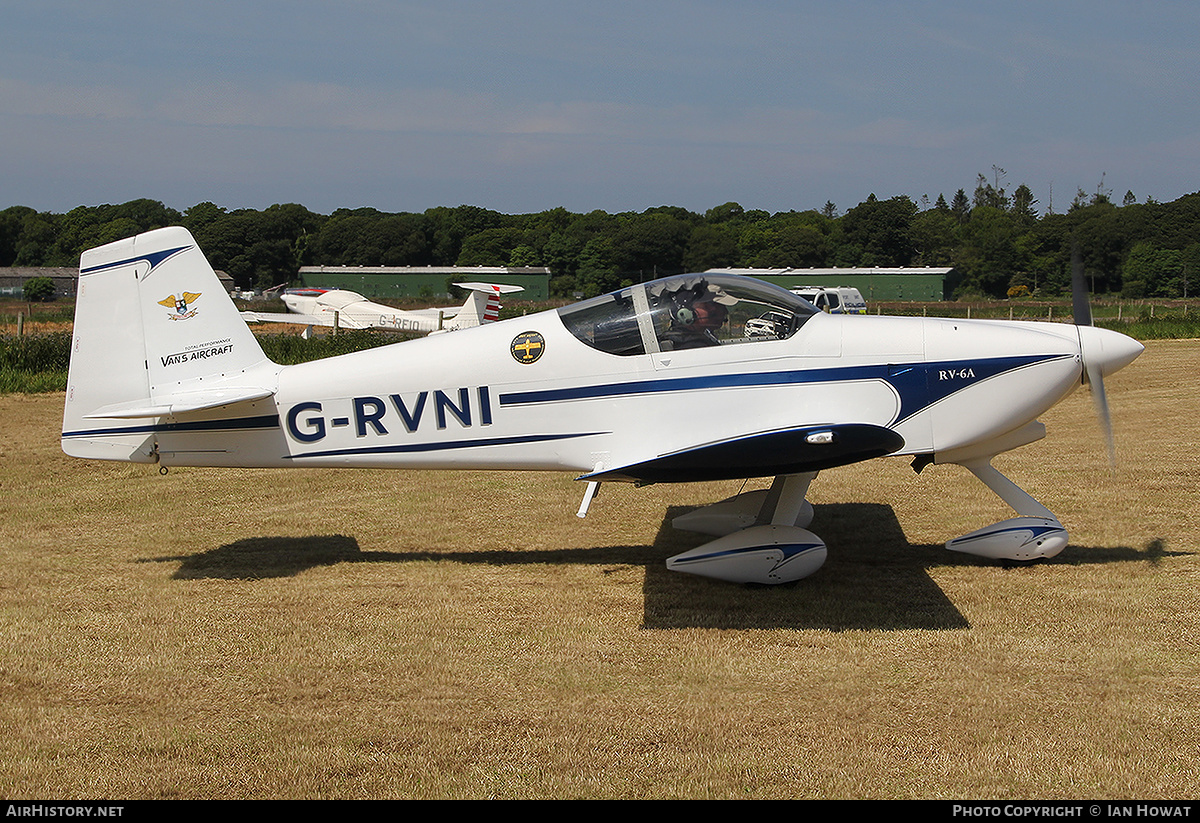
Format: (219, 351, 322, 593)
(63, 228, 1143, 586)
(241, 282, 523, 335)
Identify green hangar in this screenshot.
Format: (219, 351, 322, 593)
(706, 267, 957, 302)
(296, 265, 551, 302)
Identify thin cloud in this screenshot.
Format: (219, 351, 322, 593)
(2, 2, 1198, 215)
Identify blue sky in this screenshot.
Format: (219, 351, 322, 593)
(2, 1, 1197, 217)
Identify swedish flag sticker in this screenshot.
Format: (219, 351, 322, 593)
(511, 331, 545, 364)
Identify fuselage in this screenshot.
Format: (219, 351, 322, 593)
(281, 290, 447, 332)
(153, 274, 1139, 479)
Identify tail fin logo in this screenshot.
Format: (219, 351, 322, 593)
(158, 292, 202, 320)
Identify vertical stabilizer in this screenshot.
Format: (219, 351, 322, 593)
(448, 282, 522, 329)
(63, 227, 277, 461)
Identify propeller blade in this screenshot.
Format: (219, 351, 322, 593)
(1071, 242, 1093, 326)
(1072, 237, 1116, 465)
(1086, 359, 1116, 466)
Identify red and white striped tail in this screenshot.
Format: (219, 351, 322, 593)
(448, 282, 522, 329)
(484, 288, 501, 323)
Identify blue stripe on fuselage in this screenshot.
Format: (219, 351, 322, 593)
(497, 354, 1070, 426)
(62, 415, 280, 440)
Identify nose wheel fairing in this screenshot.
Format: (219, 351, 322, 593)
(946, 517, 1067, 562)
(941, 456, 1068, 562)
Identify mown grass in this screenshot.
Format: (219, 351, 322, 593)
(0, 342, 1197, 799)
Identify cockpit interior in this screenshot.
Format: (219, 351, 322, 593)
(558, 274, 819, 356)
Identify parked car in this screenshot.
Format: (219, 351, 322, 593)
(790, 286, 867, 314)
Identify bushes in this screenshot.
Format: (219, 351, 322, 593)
(22, 277, 56, 302)
(0, 331, 72, 371)
(0, 331, 72, 392)
(255, 330, 399, 364)
(0, 330, 398, 392)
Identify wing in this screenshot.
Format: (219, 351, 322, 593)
(241, 311, 334, 327)
(243, 310, 380, 330)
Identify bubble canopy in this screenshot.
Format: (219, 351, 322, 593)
(557, 273, 819, 356)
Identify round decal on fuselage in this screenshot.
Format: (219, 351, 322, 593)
(511, 331, 545, 364)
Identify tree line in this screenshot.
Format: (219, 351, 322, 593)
(1, 173, 1197, 300)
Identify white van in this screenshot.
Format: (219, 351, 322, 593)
(790, 286, 867, 314)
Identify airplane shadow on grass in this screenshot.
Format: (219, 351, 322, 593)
(154, 502, 1182, 632)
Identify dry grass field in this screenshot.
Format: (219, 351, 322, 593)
(1, 340, 1197, 799)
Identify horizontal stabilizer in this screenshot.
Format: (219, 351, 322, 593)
(454, 282, 525, 294)
(84, 387, 275, 419)
(581, 424, 904, 483)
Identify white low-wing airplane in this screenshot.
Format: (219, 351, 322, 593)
(241, 282, 523, 334)
(63, 227, 1143, 585)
